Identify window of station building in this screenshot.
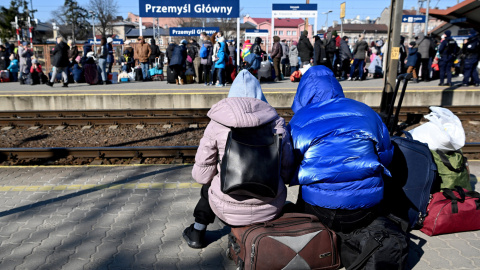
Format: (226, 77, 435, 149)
(287, 31, 291, 36)
(274, 31, 278, 35)
(279, 31, 284, 35)
(292, 31, 297, 36)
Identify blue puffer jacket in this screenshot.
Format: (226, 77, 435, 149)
(288, 65, 394, 210)
(215, 41, 226, 69)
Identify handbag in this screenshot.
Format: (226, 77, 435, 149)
(220, 122, 282, 198)
(421, 186, 480, 236)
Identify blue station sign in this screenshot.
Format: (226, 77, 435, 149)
(139, 0, 240, 18)
(272, 4, 318, 11)
(402, 15, 426, 23)
(88, 39, 124, 45)
(169, 27, 220, 36)
(245, 29, 269, 34)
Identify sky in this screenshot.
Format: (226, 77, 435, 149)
(16, 0, 462, 26)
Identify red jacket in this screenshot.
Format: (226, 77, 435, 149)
(30, 64, 43, 74)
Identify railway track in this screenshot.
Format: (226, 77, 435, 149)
(1, 106, 479, 127)
(1, 143, 479, 164)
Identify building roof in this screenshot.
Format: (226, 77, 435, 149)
(248, 18, 305, 27)
(420, 0, 480, 31)
(319, 24, 388, 34)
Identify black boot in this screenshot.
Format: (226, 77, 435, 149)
(46, 81, 54, 87)
(62, 82, 68, 87)
(182, 224, 206, 249)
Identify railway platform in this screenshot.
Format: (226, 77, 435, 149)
(1, 77, 480, 110)
(0, 163, 478, 269)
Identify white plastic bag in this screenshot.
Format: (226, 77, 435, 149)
(128, 71, 135, 82)
(410, 106, 465, 151)
(299, 64, 311, 75)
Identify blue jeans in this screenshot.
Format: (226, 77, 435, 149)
(350, 59, 365, 79)
(98, 58, 107, 82)
(290, 65, 298, 74)
(11, 71, 18, 82)
(439, 60, 453, 84)
(210, 67, 216, 84)
(141, 62, 149, 80)
(217, 68, 224, 85)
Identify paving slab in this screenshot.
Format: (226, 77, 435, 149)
(0, 162, 478, 269)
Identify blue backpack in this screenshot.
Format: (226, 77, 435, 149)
(200, 45, 208, 59)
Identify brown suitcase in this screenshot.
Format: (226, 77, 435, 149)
(227, 213, 340, 270)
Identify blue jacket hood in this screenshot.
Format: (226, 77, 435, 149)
(291, 65, 345, 113)
(228, 70, 268, 102)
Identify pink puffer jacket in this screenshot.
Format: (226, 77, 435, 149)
(192, 97, 294, 226)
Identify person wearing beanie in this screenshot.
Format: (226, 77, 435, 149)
(289, 41, 299, 74)
(348, 33, 369, 81)
(134, 36, 152, 81)
(406, 41, 419, 83)
(438, 30, 458, 86)
(182, 70, 294, 249)
(462, 29, 480, 87)
(271, 36, 283, 81)
(298, 30, 313, 67)
(18, 41, 33, 84)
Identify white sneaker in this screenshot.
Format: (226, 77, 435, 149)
(347, 77, 352, 81)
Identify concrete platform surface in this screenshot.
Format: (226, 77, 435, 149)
(0, 163, 478, 270)
(1, 76, 479, 110)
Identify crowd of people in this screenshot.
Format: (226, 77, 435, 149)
(0, 28, 478, 87)
(265, 29, 478, 86)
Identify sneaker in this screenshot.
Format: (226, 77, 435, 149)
(182, 224, 205, 249)
(347, 77, 352, 81)
(215, 83, 224, 87)
(204, 83, 208, 86)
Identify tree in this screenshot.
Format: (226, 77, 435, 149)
(0, 0, 36, 43)
(51, 0, 90, 41)
(87, 0, 118, 38)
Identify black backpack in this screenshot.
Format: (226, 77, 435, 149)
(220, 122, 282, 198)
(337, 215, 409, 270)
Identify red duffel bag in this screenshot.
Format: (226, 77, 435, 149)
(421, 186, 480, 236)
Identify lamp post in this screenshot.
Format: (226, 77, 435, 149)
(322, 10, 333, 32)
(89, 11, 96, 53)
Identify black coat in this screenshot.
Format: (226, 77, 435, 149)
(170, 45, 187, 67)
(0, 50, 7, 70)
(297, 34, 313, 62)
(149, 40, 161, 61)
(52, 41, 70, 68)
(313, 39, 331, 69)
(166, 43, 176, 64)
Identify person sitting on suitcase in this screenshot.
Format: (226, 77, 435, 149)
(287, 65, 394, 234)
(182, 70, 294, 249)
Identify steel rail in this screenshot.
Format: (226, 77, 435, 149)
(1, 143, 479, 161)
(1, 106, 479, 127)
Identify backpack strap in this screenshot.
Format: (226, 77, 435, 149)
(435, 150, 466, 173)
(348, 231, 388, 270)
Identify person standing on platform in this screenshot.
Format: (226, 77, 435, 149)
(313, 35, 331, 70)
(149, 38, 161, 71)
(7, 54, 19, 82)
(214, 37, 226, 87)
(348, 33, 369, 81)
(298, 30, 313, 67)
(106, 37, 115, 74)
(0, 45, 7, 71)
(289, 41, 299, 74)
(170, 39, 188, 85)
(280, 39, 289, 76)
(47, 37, 69, 87)
(18, 41, 32, 84)
(134, 36, 152, 81)
(339, 36, 352, 80)
(189, 38, 201, 83)
(406, 41, 420, 83)
(271, 36, 283, 82)
(97, 37, 109, 84)
(398, 36, 407, 75)
(438, 30, 459, 87)
(462, 29, 480, 87)
(200, 34, 213, 86)
(67, 39, 79, 81)
(416, 32, 432, 82)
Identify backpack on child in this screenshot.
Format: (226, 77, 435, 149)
(220, 121, 282, 198)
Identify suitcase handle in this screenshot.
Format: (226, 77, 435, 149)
(263, 213, 319, 227)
